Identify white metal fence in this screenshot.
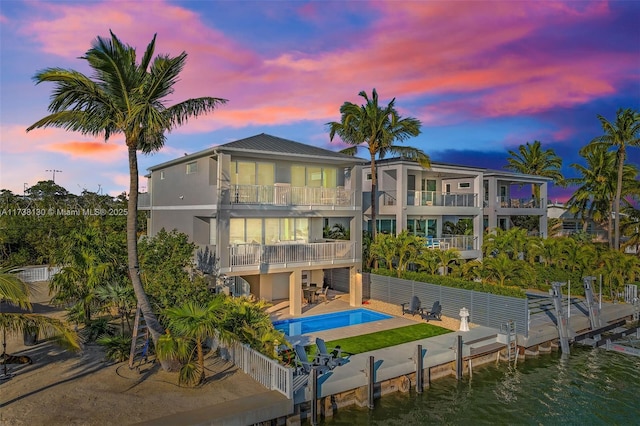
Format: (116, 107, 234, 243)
(221, 340, 294, 399)
(13, 265, 61, 282)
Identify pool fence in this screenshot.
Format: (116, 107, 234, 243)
(363, 273, 530, 337)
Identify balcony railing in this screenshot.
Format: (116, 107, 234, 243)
(381, 190, 477, 207)
(437, 235, 478, 251)
(231, 185, 354, 207)
(498, 197, 541, 208)
(229, 241, 355, 267)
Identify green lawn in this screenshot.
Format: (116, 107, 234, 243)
(307, 323, 452, 358)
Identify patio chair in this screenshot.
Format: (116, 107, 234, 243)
(317, 286, 329, 304)
(315, 337, 344, 368)
(401, 295, 423, 316)
(294, 345, 328, 375)
(421, 301, 442, 322)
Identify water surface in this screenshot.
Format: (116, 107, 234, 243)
(324, 346, 640, 425)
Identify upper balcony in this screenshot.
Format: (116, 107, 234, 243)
(230, 184, 355, 207)
(483, 197, 542, 209)
(227, 240, 356, 270)
(380, 190, 478, 207)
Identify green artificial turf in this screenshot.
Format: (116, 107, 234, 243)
(308, 323, 452, 358)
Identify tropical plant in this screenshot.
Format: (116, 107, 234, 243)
(50, 226, 124, 325)
(158, 297, 228, 386)
(0, 266, 80, 355)
(582, 108, 640, 250)
(433, 249, 460, 276)
(138, 229, 212, 310)
(220, 296, 288, 357)
(482, 253, 524, 286)
(567, 145, 617, 247)
(327, 88, 428, 239)
(94, 282, 136, 337)
(27, 31, 227, 349)
(415, 249, 440, 275)
(505, 140, 565, 199)
(621, 204, 640, 256)
(96, 335, 131, 362)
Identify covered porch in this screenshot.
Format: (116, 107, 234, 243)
(231, 266, 362, 317)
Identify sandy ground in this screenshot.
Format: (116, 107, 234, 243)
(0, 283, 267, 426)
(0, 285, 463, 426)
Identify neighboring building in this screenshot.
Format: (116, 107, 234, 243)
(140, 134, 364, 316)
(363, 159, 550, 259)
(547, 203, 609, 242)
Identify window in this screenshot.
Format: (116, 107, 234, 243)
(230, 217, 309, 244)
(186, 161, 198, 174)
(160, 171, 165, 180)
(366, 173, 372, 181)
(458, 182, 470, 189)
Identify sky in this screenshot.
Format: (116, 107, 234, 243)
(1, 0, 639, 202)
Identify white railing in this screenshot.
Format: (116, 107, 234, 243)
(231, 184, 354, 207)
(411, 191, 477, 207)
(229, 241, 354, 267)
(499, 196, 541, 208)
(13, 265, 61, 282)
(438, 235, 478, 251)
(221, 340, 294, 399)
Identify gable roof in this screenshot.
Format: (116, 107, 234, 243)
(148, 133, 362, 171)
(215, 133, 360, 162)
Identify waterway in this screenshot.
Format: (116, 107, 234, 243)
(324, 346, 639, 425)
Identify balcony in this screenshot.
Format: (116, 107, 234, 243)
(380, 190, 477, 207)
(228, 241, 355, 268)
(230, 185, 354, 207)
(499, 197, 540, 208)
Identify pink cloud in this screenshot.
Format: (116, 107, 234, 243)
(46, 141, 123, 160)
(17, 0, 632, 134)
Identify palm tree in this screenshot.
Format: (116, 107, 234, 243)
(327, 89, 429, 238)
(159, 297, 227, 385)
(1, 266, 80, 368)
(505, 140, 565, 199)
(583, 108, 640, 250)
(568, 145, 638, 248)
(27, 32, 227, 347)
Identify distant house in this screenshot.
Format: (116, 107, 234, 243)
(547, 203, 609, 242)
(363, 158, 550, 260)
(140, 134, 364, 316)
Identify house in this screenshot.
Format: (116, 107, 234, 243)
(363, 159, 550, 259)
(547, 203, 609, 242)
(140, 134, 364, 316)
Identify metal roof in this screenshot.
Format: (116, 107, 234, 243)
(148, 133, 362, 171)
(218, 134, 354, 158)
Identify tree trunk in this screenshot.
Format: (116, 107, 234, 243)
(614, 148, 625, 250)
(370, 150, 377, 240)
(127, 145, 163, 347)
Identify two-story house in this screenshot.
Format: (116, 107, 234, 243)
(141, 134, 364, 316)
(363, 159, 550, 259)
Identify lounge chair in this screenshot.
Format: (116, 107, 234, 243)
(315, 337, 344, 368)
(317, 286, 329, 304)
(401, 295, 423, 316)
(422, 301, 442, 322)
(294, 344, 329, 375)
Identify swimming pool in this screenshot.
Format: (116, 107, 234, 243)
(272, 309, 392, 336)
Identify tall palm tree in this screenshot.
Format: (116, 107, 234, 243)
(583, 108, 640, 250)
(568, 145, 637, 248)
(27, 32, 227, 346)
(505, 140, 565, 199)
(327, 89, 428, 238)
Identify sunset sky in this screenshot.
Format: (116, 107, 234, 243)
(1, 0, 638, 202)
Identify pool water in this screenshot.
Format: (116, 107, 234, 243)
(272, 309, 392, 336)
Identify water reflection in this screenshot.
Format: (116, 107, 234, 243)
(324, 347, 639, 425)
